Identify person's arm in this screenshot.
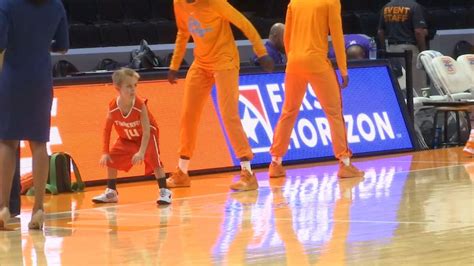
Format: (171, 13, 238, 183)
(211, 0, 267, 58)
(51, 4, 69, 54)
(414, 29, 427, 51)
(283, 3, 292, 55)
(377, 8, 386, 50)
(100, 113, 114, 167)
(102, 114, 113, 154)
(378, 29, 385, 50)
(132, 105, 151, 165)
(412, 5, 427, 51)
(328, 0, 348, 87)
(169, 3, 191, 72)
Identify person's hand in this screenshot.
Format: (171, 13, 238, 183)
(132, 152, 145, 165)
(168, 70, 178, 84)
(257, 55, 275, 73)
(99, 154, 113, 167)
(340, 75, 349, 89)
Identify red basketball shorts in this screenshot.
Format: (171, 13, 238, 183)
(107, 132, 162, 175)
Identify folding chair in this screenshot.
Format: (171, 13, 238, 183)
(426, 56, 474, 147)
(457, 54, 474, 86)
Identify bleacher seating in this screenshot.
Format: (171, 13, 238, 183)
(98, 23, 131, 47)
(62, 0, 473, 48)
(97, 0, 125, 23)
(122, 0, 152, 21)
(64, 0, 98, 24)
(69, 23, 102, 48)
(127, 21, 160, 44)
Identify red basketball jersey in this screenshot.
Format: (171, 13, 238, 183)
(103, 96, 158, 153)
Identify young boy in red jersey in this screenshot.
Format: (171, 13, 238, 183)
(92, 68, 171, 205)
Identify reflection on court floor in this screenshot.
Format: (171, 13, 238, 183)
(1, 148, 474, 265)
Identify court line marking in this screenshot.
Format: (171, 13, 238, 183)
(8, 161, 471, 228)
(62, 212, 474, 226)
(10, 216, 473, 235)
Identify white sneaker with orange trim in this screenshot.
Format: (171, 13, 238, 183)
(463, 140, 474, 156)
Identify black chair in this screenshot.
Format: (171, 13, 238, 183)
(416, 0, 431, 7)
(426, 8, 457, 30)
(354, 12, 379, 37)
(249, 17, 281, 39)
(467, 7, 474, 28)
(153, 21, 178, 44)
(128, 21, 160, 44)
(122, 0, 152, 21)
(450, 7, 469, 29)
(229, 0, 256, 12)
(342, 12, 359, 34)
(98, 23, 132, 46)
(150, 0, 175, 21)
(449, 0, 471, 8)
(255, 0, 288, 18)
(63, 0, 98, 24)
(231, 25, 246, 41)
(431, 106, 471, 148)
(341, 0, 357, 11)
(429, 0, 450, 8)
(69, 23, 102, 48)
(371, 0, 388, 12)
(98, 0, 125, 22)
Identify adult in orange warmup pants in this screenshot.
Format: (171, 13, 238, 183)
(167, 0, 274, 191)
(268, 0, 364, 179)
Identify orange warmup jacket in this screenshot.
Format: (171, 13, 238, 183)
(285, 0, 347, 77)
(169, 0, 267, 71)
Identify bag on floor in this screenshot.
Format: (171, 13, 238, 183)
(129, 39, 162, 70)
(20, 173, 34, 195)
(52, 60, 79, 77)
(27, 152, 85, 196)
(95, 58, 121, 71)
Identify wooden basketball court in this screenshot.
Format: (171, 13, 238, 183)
(1, 147, 474, 265)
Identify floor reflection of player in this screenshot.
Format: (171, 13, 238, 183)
(23, 232, 48, 265)
(225, 191, 258, 265)
(222, 179, 312, 265)
(157, 199, 224, 265)
(271, 181, 311, 266)
(98, 206, 170, 264)
(316, 177, 363, 265)
(464, 162, 474, 183)
(0, 231, 18, 264)
(0, 231, 47, 265)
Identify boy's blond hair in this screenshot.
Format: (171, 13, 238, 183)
(112, 68, 140, 86)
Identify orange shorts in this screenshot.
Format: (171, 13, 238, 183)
(107, 132, 162, 175)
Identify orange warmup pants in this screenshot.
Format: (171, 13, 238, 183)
(179, 64, 254, 160)
(270, 68, 352, 159)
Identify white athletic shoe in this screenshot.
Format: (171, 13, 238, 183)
(157, 188, 172, 205)
(92, 188, 118, 203)
(0, 207, 10, 229)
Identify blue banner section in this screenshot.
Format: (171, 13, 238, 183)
(212, 66, 414, 166)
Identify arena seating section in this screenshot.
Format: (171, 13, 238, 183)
(64, 0, 473, 48)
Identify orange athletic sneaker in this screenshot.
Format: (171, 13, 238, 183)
(463, 141, 474, 157)
(269, 162, 286, 178)
(337, 162, 365, 178)
(229, 169, 258, 191)
(166, 168, 191, 188)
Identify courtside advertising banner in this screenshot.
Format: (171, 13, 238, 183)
(18, 64, 414, 182)
(212, 66, 414, 166)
